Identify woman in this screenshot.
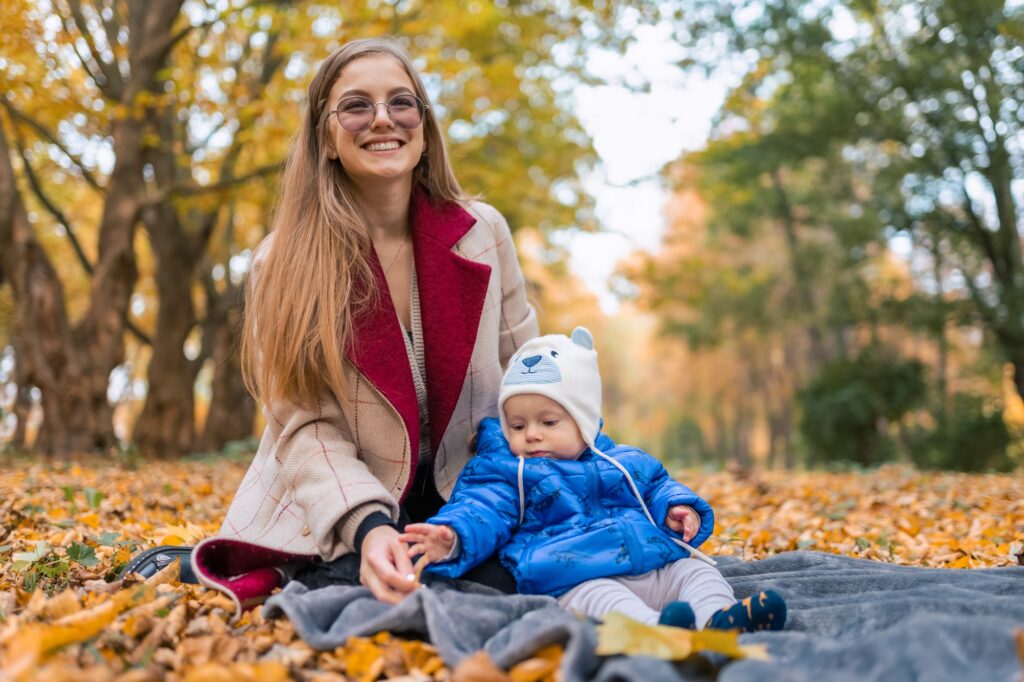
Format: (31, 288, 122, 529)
(188, 37, 538, 615)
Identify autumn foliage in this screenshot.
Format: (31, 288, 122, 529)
(0, 458, 1021, 679)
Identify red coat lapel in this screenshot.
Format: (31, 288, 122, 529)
(348, 189, 491, 501)
(411, 191, 491, 458)
(348, 240, 420, 486)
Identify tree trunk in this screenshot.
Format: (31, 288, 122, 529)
(132, 131, 198, 456)
(200, 284, 255, 450)
(133, 94, 204, 456)
(130, 237, 196, 455)
(10, 341, 34, 450)
(928, 229, 948, 431)
(0, 124, 78, 456)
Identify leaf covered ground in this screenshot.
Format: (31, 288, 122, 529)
(0, 457, 1022, 680)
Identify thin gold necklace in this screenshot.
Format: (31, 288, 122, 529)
(382, 232, 410, 275)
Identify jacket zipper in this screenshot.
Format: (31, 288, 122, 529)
(585, 460, 602, 518)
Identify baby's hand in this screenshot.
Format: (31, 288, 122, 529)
(399, 523, 457, 564)
(665, 505, 699, 542)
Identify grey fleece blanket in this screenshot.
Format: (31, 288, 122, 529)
(263, 551, 1024, 681)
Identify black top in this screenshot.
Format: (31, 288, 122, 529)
(352, 463, 445, 551)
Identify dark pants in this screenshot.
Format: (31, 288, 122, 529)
(294, 464, 516, 595)
(292, 549, 516, 594)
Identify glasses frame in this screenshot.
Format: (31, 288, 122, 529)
(330, 93, 430, 133)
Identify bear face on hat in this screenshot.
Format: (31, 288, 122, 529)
(499, 327, 602, 451)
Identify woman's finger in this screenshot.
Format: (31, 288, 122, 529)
(360, 559, 403, 604)
(390, 538, 416, 581)
(371, 538, 415, 588)
(367, 551, 414, 600)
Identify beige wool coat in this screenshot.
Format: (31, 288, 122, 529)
(197, 193, 538, 599)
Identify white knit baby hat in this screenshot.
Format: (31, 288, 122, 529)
(499, 326, 601, 449)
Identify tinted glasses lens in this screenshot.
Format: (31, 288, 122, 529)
(337, 97, 375, 133)
(387, 94, 423, 129)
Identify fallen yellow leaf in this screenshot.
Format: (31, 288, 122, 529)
(595, 612, 768, 661)
(150, 523, 204, 546)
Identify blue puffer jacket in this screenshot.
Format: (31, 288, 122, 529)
(425, 417, 715, 597)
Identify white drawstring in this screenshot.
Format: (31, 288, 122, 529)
(591, 447, 717, 566)
(513, 448, 716, 566)
(517, 456, 526, 526)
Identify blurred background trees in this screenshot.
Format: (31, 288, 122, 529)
(624, 0, 1022, 471)
(1, 0, 652, 456)
(1, 0, 1021, 471)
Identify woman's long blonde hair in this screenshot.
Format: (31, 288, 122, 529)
(243, 38, 465, 407)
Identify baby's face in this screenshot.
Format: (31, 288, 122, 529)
(503, 394, 587, 461)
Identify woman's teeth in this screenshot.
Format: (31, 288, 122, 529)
(365, 141, 401, 151)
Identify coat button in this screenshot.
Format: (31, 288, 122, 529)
(301, 524, 311, 536)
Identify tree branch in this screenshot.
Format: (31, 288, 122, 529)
(54, 0, 122, 99)
(11, 127, 95, 277)
(258, 29, 284, 83)
(125, 316, 151, 346)
(150, 0, 288, 67)
(960, 69, 1022, 285)
(66, 0, 125, 98)
(184, 115, 232, 156)
(958, 178, 1007, 287)
(144, 161, 282, 206)
(61, 17, 108, 96)
(0, 99, 105, 192)
(99, 0, 126, 72)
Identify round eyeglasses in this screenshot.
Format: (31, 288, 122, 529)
(331, 93, 428, 133)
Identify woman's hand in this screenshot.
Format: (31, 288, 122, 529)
(399, 523, 457, 563)
(665, 505, 700, 542)
(359, 525, 417, 604)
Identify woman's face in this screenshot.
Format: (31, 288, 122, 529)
(325, 54, 426, 188)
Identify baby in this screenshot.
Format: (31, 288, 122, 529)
(401, 327, 785, 631)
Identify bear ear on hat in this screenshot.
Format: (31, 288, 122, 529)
(571, 327, 594, 350)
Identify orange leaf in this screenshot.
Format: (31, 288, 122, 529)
(509, 644, 562, 682)
(182, 662, 290, 682)
(452, 651, 509, 682)
(950, 555, 973, 569)
(344, 637, 385, 682)
(78, 513, 100, 529)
